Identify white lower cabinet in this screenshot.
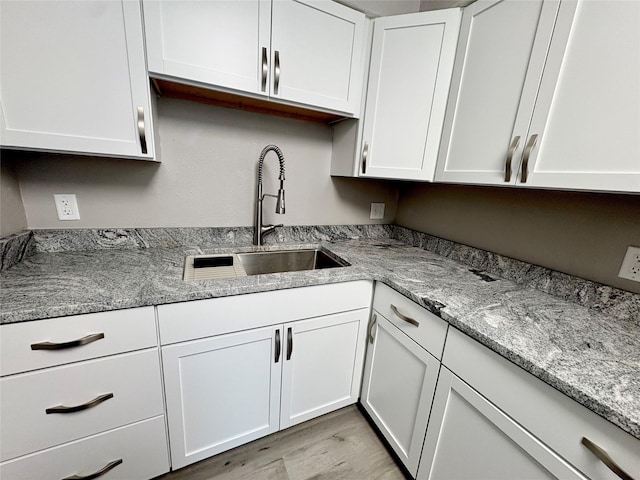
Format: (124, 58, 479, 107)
(1, 349, 164, 462)
(162, 325, 282, 469)
(0, 416, 168, 480)
(417, 328, 640, 480)
(364, 284, 639, 480)
(158, 281, 372, 470)
(0, 308, 169, 480)
(361, 283, 448, 476)
(418, 368, 585, 480)
(280, 310, 366, 429)
(361, 313, 440, 476)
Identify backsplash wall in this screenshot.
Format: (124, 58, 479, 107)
(4, 96, 638, 293)
(395, 183, 640, 293)
(10, 97, 399, 230)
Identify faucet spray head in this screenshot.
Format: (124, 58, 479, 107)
(276, 179, 285, 214)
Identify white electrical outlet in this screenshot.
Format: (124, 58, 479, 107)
(618, 246, 640, 282)
(54, 194, 80, 220)
(370, 202, 385, 220)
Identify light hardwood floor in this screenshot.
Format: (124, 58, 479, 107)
(157, 405, 408, 480)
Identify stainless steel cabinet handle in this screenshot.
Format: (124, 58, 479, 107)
(520, 134, 538, 183)
(361, 141, 369, 175)
(274, 50, 281, 95)
(275, 329, 281, 363)
(261, 47, 268, 92)
(62, 458, 123, 480)
(137, 106, 148, 154)
(504, 136, 520, 182)
(286, 327, 293, 360)
(31, 333, 105, 350)
(390, 304, 419, 327)
(368, 313, 377, 344)
(581, 437, 635, 480)
(46, 392, 114, 414)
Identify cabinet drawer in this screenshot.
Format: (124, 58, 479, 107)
(0, 349, 164, 461)
(0, 416, 169, 480)
(0, 307, 158, 376)
(373, 283, 448, 359)
(443, 328, 640, 480)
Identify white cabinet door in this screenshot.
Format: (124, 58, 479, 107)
(360, 9, 461, 180)
(143, 0, 364, 116)
(0, 0, 154, 159)
(143, 0, 271, 97)
(435, 0, 559, 185)
(417, 367, 586, 480)
(361, 313, 440, 476)
(280, 309, 367, 429)
(522, 0, 640, 192)
(270, 0, 365, 115)
(162, 326, 282, 469)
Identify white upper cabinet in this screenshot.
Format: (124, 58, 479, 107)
(143, 0, 271, 96)
(0, 0, 155, 160)
(270, 1, 365, 114)
(435, 0, 559, 185)
(359, 9, 461, 180)
(523, 0, 640, 192)
(436, 0, 640, 193)
(143, 0, 365, 116)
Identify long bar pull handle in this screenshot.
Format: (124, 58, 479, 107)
(137, 107, 148, 154)
(520, 134, 538, 183)
(368, 313, 378, 344)
(62, 459, 123, 480)
(581, 437, 635, 480)
(505, 136, 520, 182)
(361, 141, 369, 175)
(286, 327, 293, 360)
(390, 304, 419, 327)
(31, 333, 105, 351)
(46, 393, 114, 414)
(261, 47, 268, 92)
(275, 329, 281, 363)
(274, 50, 281, 95)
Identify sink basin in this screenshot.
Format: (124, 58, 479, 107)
(237, 248, 349, 276)
(183, 248, 349, 281)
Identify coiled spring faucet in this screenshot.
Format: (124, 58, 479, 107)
(254, 144, 286, 245)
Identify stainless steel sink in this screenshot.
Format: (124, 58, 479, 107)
(183, 248, 349, 281)
(237, 248, 348, 276)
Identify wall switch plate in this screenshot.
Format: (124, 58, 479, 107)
(618, 246, 640, 282)
(370, 202, 385, 220)
(54, 194, 80, 220)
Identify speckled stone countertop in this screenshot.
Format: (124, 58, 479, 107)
(1, 227, 638, 442)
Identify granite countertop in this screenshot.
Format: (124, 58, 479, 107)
(1, 229, 638, 442)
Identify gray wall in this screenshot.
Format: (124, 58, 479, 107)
(13, 97, 398, 229)
(395, 183, 640, 293)
(4, 96, 639, 293)
(0, 159, 27, 237)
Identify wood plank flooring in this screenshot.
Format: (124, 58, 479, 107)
(158, 405, 408, 480)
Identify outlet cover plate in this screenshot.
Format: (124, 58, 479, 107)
(54, 194, 80, 221)
(370, 203, 385, 220)
(618, 246, 640, 282)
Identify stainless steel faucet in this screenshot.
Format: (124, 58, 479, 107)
(254, 144, 286, 245)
